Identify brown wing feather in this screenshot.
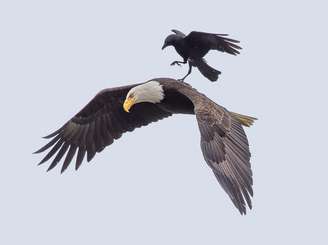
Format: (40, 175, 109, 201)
(196, 104, 253, 215)
(34, 84, 172, 173)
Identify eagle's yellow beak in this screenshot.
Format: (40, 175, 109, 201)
(123, 97, 136, 113)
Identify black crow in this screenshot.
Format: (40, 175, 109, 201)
(162, 30, 242, 82)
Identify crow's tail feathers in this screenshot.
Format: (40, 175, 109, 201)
(192, 59, 221, 82)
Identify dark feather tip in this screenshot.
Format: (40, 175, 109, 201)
(42, 125, 65, 139)
(33, 149, 41, 154)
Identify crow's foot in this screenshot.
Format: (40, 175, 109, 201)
(170, 61, 183, 66)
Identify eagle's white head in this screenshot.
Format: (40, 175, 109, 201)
(123, 81, 164, 112)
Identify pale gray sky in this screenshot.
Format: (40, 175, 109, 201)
(0, 0, 327, 244)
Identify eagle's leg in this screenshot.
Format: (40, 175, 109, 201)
(170, 60, 187, 66)
(178, 61, 192, 82)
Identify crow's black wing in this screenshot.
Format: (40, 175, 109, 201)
(185, 31, 242, 55)
(171, 29, 186, 38)
(34, 84, 172, 173)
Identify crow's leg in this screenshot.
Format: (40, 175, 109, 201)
(178, 61, 192, 82)
(170, 60, 187, 66)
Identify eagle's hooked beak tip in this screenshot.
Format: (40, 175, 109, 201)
(123, 98, 135, 113)
(161, 44, 167, 50)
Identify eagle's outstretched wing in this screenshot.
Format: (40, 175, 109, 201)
(34, 84, 172, 173)
(195, 103, 254, 214)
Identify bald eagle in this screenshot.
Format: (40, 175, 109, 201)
(35, 78, 256, 214)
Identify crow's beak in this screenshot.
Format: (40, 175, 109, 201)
(161, 43, 168, 50)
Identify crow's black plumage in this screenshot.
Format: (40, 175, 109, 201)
(162, 30, 242, 82)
